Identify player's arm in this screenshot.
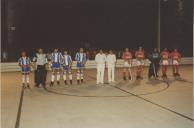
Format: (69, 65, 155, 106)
(18, 58, 22, 67)
(135, 51, 138, 59)
(122, 52, 125, 60)
(75, 53, 78, 62)
(69, 56, 73, 68)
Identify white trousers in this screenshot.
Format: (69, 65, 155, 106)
(97, 64, 105, 84)
(108, 64, 115, 82)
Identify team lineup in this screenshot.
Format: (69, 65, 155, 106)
(18, 47, 181, 88)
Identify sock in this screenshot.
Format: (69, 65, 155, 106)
(69, 74, 73, 80)
(51, 73, 55, 82)
(22, 75, 25, 84)
(63, 73, 67, 81)
(57, 72, 60, 81)
(77, 71, 80, 80)
(80, 72, 84, 80)
(26, 75, 29, 83)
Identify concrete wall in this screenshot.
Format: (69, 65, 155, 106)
(1, 57, 193, 72)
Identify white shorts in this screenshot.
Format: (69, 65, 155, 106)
(136, 60, 144, 66)
(162, 60, 169, 65)
(172, 60, 179, 65)
(123, 61, 131, 68)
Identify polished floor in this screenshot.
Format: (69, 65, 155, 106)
(1, 65, 193, 128)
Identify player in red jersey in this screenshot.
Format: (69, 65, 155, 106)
(170, 48, 181, 77)
(160, 48, 170, 78)
(135, 47, 145, 80)
(122, 48, 133, 80)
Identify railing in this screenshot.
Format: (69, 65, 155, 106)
(1, 57, 193, 72)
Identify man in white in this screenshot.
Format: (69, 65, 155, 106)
(106, 50, 116, 83)
(95, 49, 106, 85)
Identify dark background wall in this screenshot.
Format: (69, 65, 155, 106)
(1, 0, 193, 61)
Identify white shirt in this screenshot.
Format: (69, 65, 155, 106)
(54, 53, 58, 62)
(106, 54, 116, 65)
(79, 53, 83, 62)
(95, 53, 106, 64)
(22, 57, 27, 65)
(64, 55, 69, 65)
(34, 53, 47, 65)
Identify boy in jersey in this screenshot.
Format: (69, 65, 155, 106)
(122, 48, 132, 80)
(75, 48, 87, 84)
(170, 49, 181, 77)
(18, 51, 31, 88)
(50, 49, 63, 86)
(135, 47, 145, 80)
(62, 50, 73, 85)
(160, 48, 170, 78)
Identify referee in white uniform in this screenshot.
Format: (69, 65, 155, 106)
(33, 48, 47, 87)
(106, 50, 116, 83)
(95, 49, 106, 85)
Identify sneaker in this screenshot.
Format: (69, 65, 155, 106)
(64, 80, 67, 85)
(81, 79, 83, 83)
(27, 84, 30, 88)
(162, 74, 167, 78)
(70, 80, 73, 85)
(77, 80, 80, 85)
(22, 83, 26, 88)
(50, 82, 54, 87)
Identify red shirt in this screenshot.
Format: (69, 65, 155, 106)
(135, 50, 144, 60)
(170, 51, 181, 60)
(160, 51, 169, 60)
(122, 52, 132, 60)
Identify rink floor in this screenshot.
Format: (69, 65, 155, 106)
(1, 65, 193, 128)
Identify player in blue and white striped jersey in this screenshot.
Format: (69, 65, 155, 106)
(18, 51, 31, 88)
(62, 50, 73, 85)
(75, 48, 87, 84)
(50, 49, 63, 86)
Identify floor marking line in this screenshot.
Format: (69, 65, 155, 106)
(15, 85, 25, 128)
(112, 85, 194, 121)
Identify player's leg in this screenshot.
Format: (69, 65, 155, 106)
(96, 65, 100, 84)
(136, 60, 141, 79)
(148, 63, 153, 79)
(80, 68, 84, 83)
(56, 68, 61, 85)
(50, 68, 55, 86)
(26, 73, 30, 88)
(176, 65, 180, 76)
(162, 60, 168, 78)
(22, 73, 26, 87)
(127, 67, 131, 80)
(139, 61, 144, 79)
(68, 69, 73, 85)
(63, 67, 68, 85)
(123, 68, 127, 80)
(76, 69, 80, 84)
(155, 63, 160, 77)
(112, 66, 115, 82)
(108, 66, 111, 83)
(100, 65, 105, 84)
